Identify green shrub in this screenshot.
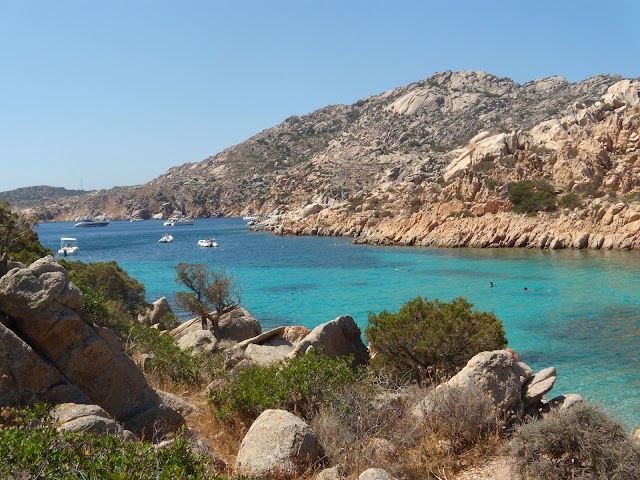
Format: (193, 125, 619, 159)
(209, 350, 361, 420)
(506, 403, 640, 479)
(0, 202, 52, 271)
(472, 157, 496, 173)
(60, 260, 147, 314)
(0, 405, 210, 479)
(508, 180, 557, 214)
(365, 297, 507, 384)
(559, 192, 582, 209)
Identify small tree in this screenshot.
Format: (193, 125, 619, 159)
(0, 202, 51, 274)
(508, 180, 557, 214)
(174, 263, 241, 337)
(365, 296, 507, 384)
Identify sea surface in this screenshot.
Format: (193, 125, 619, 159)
(37, 218, 640, 428)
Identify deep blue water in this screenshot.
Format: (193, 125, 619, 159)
(37, 218, 640, 427)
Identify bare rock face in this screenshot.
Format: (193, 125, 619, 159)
(235, 409, 325, 479)
(0, 256, 184, 438)
(289, 315, 369, 366)
(0, 320, 89, 406)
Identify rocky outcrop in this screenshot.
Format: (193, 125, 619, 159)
(289, 315, 369, 367)
(0, 256, 184, 438)
(139, 296, 172, 327)
(171, 306, 262, 352)
(414, 350, 561, 419)
(13, 71, 624, 229)
(235, 409, 325, 479)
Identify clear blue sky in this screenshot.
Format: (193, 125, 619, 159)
(1, 0, 638, 192)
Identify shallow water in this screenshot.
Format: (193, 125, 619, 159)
(37, 218, 640, 427)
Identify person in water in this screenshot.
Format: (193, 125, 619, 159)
(489, 282, 494, 287)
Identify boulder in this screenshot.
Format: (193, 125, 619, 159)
(522, 367, 557, 408)
(549, 393, 584, 411)
(289, 315, 369, 367)
(0, 257, 184, 438)
(415, 351, 530, 417)
(177, 329, 219, 353)
(316, 465, 342, 480)
(218, 307, 262, 342)
(235, 409, 324, 479)
(144, 297, 172, 327)
(53, 403, 136, 440)
(245, 343, 294, 367)
(358, 468, 397, 480)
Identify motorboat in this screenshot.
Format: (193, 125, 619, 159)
(74, 219, 110, 227)
(164, 216, 194, 226)
(197, 239, 218, 248)
(130, 217, 144, 222)
(242, 214, 256, 221)
(58, 237, 79, 256)
(158, 233, 174, 243)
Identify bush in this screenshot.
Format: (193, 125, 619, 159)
(508, 180, 557, 213)
(506, 403, 640, 479)
(60, 260, 147, 314)
(0, 405, 209, 479)
(0, 202, 51, 272)
(209, 350, 362, 420)
(559, 192, 582, 209)
(365, 297, 507, 384)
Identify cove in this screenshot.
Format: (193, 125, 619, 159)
(36, 217, 640, 428)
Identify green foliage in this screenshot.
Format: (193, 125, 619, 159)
(472, 157, 496, 173)
(0, 405, 210, 479)
(209, 350, 361, 420)
(60, 260, 147, 314)
(365, 297, 507, 383)
(506, 403, 640, 479)
(508, 180, 557, 214)
(126, 323, 216, 386)
(64, 263, 213, 388)
(0, 202, 51, 271)
(174, 263, 242, 338)
(559, 192, 582, 209)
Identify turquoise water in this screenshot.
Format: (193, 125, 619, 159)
(37, 218, 640, 427)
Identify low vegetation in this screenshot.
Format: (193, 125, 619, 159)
(506, 403, 640, 479)
(0, 201, 51, 272)
(508, 180, 557, 214)
(365, 296, 507, 384)
(0, 404, 213, 480)
(209, 350, 362, 421)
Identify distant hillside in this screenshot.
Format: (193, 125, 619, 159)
(14, 70, 640, 249)
(0, 186, 89, 204)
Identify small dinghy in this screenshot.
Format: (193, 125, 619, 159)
(197, 238, 218, 247)
(158, 233, 174, 243)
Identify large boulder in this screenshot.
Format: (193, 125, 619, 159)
(289, 315, 369, 367)
(139, 296, 172, 327)
(0, 320, 89, 406)
(414, 350, 531, 417)
(177, 329, 218, 353)
(218, 307, 261, 342)
(235, 409, 325, 479)
(0, 256, 184, 438)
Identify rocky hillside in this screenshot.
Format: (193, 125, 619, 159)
(15, 71, 624, 225)
(13, 71, 640, 250)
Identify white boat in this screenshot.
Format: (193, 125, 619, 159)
(130, 217, 144, 222)
(197, 239, 218, 248)
(242, 215, 256, 221)
(164, 216, 194, 226)
(74, 219, 110, 227)
(158, 233, 174, 243)
(58, 237, 79, 256)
